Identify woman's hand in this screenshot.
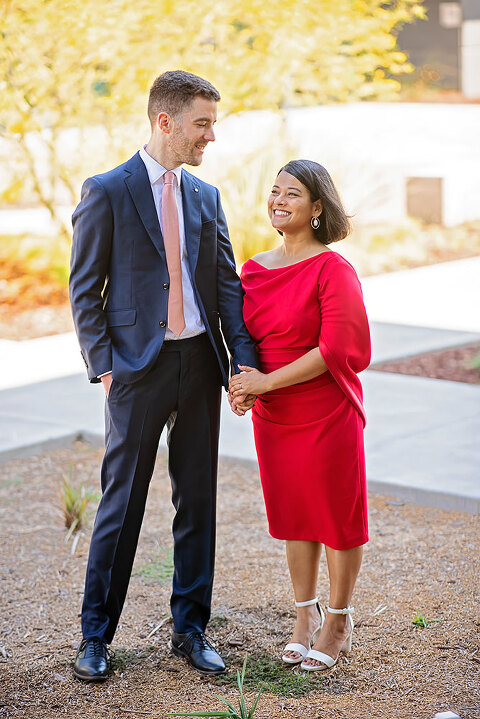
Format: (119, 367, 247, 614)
(229, 365, 271, 397)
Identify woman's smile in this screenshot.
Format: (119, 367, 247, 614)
(268, 170, 320, 234)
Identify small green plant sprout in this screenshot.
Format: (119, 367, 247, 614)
(59, 464, 96, 537)
(169, 656, 262, 718)
(412, 611, 429, 627)
(467, 353, 480, 371)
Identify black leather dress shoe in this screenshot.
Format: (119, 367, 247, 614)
(171, 631, 226, 675)
(73, 638, 110, 681)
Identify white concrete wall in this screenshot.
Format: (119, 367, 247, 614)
(284, 103, 480, 227)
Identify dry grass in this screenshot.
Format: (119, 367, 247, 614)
(0, 442, 479, 719)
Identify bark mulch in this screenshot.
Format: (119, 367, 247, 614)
(371, 343, 480, 386)
(1, 443, 479, 719)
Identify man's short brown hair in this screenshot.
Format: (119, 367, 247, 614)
(148, 70, 221, 125)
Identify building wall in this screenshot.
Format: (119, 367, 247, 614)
(461, 0, 480, 97)
(397, 0, 480, 98)
(396, 0, 461, 90)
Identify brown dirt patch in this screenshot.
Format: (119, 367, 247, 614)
(372, 342, 480, 385)
(1, 442, 479, 719)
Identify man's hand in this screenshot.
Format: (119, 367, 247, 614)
(227, 390, 256, 416)
(101, 372, 113, 397)
(233, 392, 256, 414)
(235, 394, 256, 412)
(228, 390, 245, 416)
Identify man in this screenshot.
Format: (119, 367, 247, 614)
(69, 70, 257, 681)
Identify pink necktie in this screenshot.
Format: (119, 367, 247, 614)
(162, 171, 185, 336)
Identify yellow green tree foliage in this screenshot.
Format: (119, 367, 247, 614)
(0, 0, 424, 235)
(154, 0, 425, 110)
(0, 0, 147, 238)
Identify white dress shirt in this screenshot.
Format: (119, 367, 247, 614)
(139, 145, 205, 340)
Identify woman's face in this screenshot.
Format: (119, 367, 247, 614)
(268, 170, 321, 235)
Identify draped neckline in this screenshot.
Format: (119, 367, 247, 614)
(246, 251, 332, 272)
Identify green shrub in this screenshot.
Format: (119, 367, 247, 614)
(59, 464, 97, 535)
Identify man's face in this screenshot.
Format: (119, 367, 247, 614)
(168, 96, 217, 167)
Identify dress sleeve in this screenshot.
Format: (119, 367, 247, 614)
(317, 256, 371, 426)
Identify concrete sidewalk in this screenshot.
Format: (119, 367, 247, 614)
(1, 257, 479, 513)
(362, 256, 480, 334)
(2, 320, 480, 392)
(1, 357, 479, 514)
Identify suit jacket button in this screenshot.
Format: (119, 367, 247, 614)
(163, 283, 169, 290)
(159, 320, 166, 328)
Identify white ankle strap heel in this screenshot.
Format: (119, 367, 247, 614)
(327, 605, 354, 653)
(300, 605, 355, 672)
(326, 605, 355, 615)
(295, 597, 318, 607)
(282, 598, 325, 665)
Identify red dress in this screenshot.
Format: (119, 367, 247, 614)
(241, 251, 371, 550)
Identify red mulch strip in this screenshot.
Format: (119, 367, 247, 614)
(372, 342, 480, 385)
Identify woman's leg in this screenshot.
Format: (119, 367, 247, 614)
(283, 540, 323, 659)
(303, 544, 363, 666)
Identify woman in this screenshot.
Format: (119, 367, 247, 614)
(229, 159, 370, 671)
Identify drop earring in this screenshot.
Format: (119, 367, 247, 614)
(311, 216, 320, 229)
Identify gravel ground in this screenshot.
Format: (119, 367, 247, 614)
(1, 442, 479, 719)
(1, 299, 479, 718)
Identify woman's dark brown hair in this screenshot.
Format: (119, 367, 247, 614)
(278, 159, 351, 245)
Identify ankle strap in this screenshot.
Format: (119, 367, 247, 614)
(327, 605, 354, 615)
(295, 597, 319, 607)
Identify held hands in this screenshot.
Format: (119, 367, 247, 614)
(229, 365, 271, 399)
(227, 390, 256, 416)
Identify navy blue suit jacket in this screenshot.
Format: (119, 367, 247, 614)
(69, 152, 258, 389)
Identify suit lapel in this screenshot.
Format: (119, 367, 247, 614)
(124, 153, 166, 263)
(181, 170, 202, 272)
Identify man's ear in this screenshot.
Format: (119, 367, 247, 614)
(157, 111, 172, 134)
